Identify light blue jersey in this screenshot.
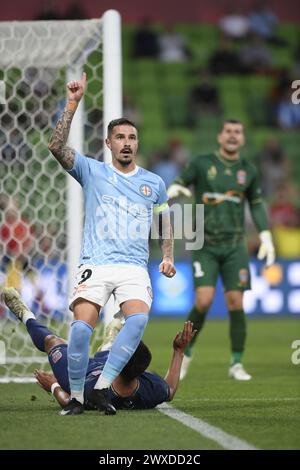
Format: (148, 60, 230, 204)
(68, 152, 168, 269)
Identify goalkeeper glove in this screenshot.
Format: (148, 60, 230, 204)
(257, 230, 275, 267)
(167, 184, 192, 199)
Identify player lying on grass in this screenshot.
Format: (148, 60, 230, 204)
(2, 288, 195, 413)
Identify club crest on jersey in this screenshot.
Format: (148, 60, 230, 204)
(50, 349, 62, 364)
(207, 165, 217, 180)
(237, 170, 246, 185)
(140, 184, 152, 197)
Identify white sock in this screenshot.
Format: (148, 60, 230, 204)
(22, 311, 36, 325)
(94, 375, 111, 390)
(70, 391, 84, 404)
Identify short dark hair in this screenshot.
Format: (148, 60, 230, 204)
(220, 119, 243, 132)
(107, 117, 137, 137)
(120, 341, 152, 382)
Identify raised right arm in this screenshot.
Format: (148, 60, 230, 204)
(48, 72, 87, 170)
(48, 105, 77, 170)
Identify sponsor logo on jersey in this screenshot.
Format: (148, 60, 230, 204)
(237, 170, 246, 185)
(140, 184, 152, 197)
(50, 348, 62, 364)
(239, 269, 249, 286)
(202, 191, 244, 204)
(207, 165, 217, 180)
(73, 283, 88, 297)
(100, 195, 150, 218)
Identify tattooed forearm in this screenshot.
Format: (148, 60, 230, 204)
(48, 108, 76, 170)
(159, 220, 174, 261)
(159, 237, 174, 261)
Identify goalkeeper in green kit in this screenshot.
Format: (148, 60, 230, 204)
(167, 119, 275, 381)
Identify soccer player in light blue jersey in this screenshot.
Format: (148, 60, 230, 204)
(48, 73, 176, 415)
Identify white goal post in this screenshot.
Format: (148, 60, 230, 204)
(0, 10, 122, 382)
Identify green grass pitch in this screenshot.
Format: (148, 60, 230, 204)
(0, 318, 299, 450)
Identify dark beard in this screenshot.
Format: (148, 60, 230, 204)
(118, 158, 132, 167)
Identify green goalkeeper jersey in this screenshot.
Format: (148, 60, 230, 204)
(175, 151, 268, 246)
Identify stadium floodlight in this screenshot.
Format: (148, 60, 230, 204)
(0, 10, 122, 382)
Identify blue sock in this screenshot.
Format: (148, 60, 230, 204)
(67, 320, 93, 400)
(26, 319, 53, 352)
(95, 313, 148, 389)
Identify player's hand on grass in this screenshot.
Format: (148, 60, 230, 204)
(173, 321, 196, 353)
(258, 230, 276, 267)
(159, 258, 176, 278)
(34, 369, 57, 393)
(67, 72, 87, 103)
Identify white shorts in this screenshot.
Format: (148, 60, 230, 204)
(69, 264, 153, 311)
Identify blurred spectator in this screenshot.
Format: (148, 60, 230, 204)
(293, 37, 300, 75)
(0, 195, 34, 261)
(256, 137, 288, 197)
(209, 37, 243, 75)
(63, 1, 87, 19)
(35, 0, 61, 20)
(248, 0, 287, 46)
(158, 25, 191, 63)
(269, 68, 291, 103)
(239, 34, 273, 73)
(0, 194, 34, 289)
(168, 138, 190, 169)
(267, 69, 292, 125)
(189, 69, 221, 125)
(150, 150, 180, 188)
(123, 95, 143, 127)
(219, 6, 250, 40)
(133, 18, 159, 59)
(21, 264, 66, 321)
(269, 184, 300, 228)
(276, 88, 300, 129)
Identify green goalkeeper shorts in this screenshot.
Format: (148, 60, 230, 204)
(191, 242, 251, 291)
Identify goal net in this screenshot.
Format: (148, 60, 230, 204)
(0, 12, 122, 382)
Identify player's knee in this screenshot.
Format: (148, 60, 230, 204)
(226, 294, 243, 311)
(195, 297, 212, 312)
(44, 335, 65, 353)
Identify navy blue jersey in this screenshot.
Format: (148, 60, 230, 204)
(48, 346, 170, 410)
(109, 371, 170, 410)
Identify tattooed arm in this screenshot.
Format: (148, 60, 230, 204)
(159, 225, 176, 278)
(48, 72, 87, 170)
(154, 209, 176, 278)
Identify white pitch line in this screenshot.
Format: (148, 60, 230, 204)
(158, 402, 258, 450)
(174, 397, 299, 402)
